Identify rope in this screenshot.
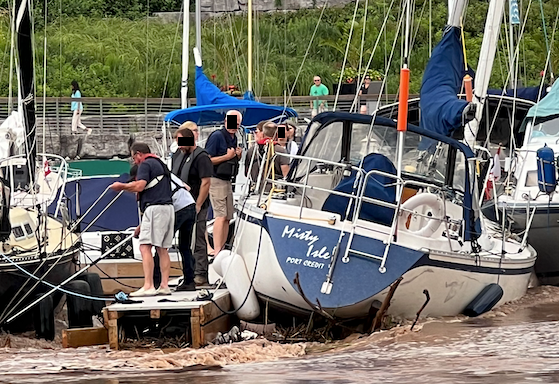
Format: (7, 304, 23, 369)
(0, 252, 114, 303)
(333, 0, 361, 111)
(539, 0, 553, 78)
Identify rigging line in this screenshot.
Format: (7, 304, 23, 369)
(357, 0, 369, 85)
(333, 0, 361, 111)
(226, 13, 246, 92)
(0, 252, 114, 303)
(257, 24, 274, 98)
(349, 0, 398, 112)
(482, 0, 537, 148)
(145, 0, 150, 101)
(285, 1, 328, 106)
(42, 0, 47, 155)
(538, 0, 553, 77)
(157, 0, 183, 116)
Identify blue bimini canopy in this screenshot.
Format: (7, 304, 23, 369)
(419, 26, 469, 137)
(164, 66, 297, 130)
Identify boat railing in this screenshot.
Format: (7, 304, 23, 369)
(0, 153, 71, 216)
(255, 151, 460, 272)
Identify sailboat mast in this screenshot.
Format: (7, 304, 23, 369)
(195, 0, 201, 55)
(181, 0, 190, 108)
(247, 0, 253, 94)
(15, 0, 36, 185)
(396, 0, 412, 180)
(464, 0, 506, 147)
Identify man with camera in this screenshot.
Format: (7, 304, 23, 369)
(205, 110, 243, 255)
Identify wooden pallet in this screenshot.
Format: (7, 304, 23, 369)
(103, 289, 231, 349)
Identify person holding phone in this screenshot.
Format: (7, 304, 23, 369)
(205, 110, 243, 255)
(245, 121, 289, 192)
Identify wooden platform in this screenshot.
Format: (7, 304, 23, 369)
(103, 289, 231, 349)
(89, 259, 184, 295)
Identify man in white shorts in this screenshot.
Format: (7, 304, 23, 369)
(110, 142, 175, 297)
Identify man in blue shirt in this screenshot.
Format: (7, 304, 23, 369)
(110, 142, 175, 297)
(205, 110, 243, 254)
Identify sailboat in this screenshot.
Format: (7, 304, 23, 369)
(488, 79, 559, 285)
(211, 0, 536, 320)
(0, 0, 81, 339)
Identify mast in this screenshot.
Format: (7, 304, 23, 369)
(195, 0, 201, 56)
(15, 0, 36, 185)
(247, 0, 253, 94)
(396, 0, 412, 181)
(464, 0, 506, 148)
(181, 0, 190, 108)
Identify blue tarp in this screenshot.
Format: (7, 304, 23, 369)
(164, 66, 297, 130)
(419, 26, 469, 137)
(48, 174, 139, 232)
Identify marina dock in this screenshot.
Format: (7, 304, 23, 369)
(102, 289, 231, 350)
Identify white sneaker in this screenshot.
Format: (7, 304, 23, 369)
(155, 286, 172, 296)
(130, 287, 157, 297)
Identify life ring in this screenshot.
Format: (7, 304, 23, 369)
(398, 193, 444, 237)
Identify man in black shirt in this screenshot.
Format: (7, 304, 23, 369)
(110, 142, 175, 297)
(173, 123, 213, 286)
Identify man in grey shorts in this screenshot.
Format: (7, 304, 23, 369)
(110, 142, 175, 297)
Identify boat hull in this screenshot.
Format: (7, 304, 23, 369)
(490, 200, 559, 285)
(0, 249, 78, 331)
(235, 211, 535, 319)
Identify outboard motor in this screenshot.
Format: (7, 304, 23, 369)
(537, 144, 557, 194)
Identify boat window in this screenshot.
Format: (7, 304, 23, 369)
(24, 223, 33, 235)
(13, 226, 25, 239)
(525, 170, 538, 187)
(295, 122, 343, 180)
(527, 118, 559, 145)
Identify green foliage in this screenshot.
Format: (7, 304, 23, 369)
(0, 0, 555, 98)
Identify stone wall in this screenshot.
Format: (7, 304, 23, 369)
(154, 0, 354, 20)
(37, 132, 167, 160)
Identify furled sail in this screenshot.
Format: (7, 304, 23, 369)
(419, 26, 470, 137)
(165, 66, 297, 130)
(15, 0, 36, 184)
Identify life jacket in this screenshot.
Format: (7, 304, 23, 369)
(141, 154, 185, 196)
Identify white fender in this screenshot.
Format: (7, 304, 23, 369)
(221, 252, 260, 321)
(212, 250, 232, 277)
(398, 193, 444, 237)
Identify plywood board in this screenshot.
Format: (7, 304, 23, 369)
(62, 327, 109, 348)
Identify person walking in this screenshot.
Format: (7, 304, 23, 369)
(173, 123, 214, 287)
(71, 80, 91, 135)
(310, 76, 329, 118)
(110, 142, 174, 297)
(205, 110, 243, 255)
(359, 75, 372, 114)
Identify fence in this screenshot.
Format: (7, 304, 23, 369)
(0, 94, 404, 135)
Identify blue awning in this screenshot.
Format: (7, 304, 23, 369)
(164, 66, 297, 130)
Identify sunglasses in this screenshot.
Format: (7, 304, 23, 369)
(365, 77, 371, 80)
(314, 79, 321, 82)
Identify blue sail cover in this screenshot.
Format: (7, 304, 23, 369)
(420, 26, 469, 136)
(165, 66, 297, 130)
(487, 86, 548, 103)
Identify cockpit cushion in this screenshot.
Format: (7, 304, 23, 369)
(322, 154, 397, 225)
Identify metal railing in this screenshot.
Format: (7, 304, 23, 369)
(0, 94, 403, 136)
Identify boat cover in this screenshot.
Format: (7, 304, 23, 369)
(322, 153, 397, 225)
(48, 174, 139, 232)
(419, 26, 469, 137)
(526, 79, 559, 118)
(164, 66, 297, 130)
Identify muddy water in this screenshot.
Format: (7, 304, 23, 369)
(3, 286, 559, 384)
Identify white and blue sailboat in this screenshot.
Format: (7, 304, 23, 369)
(219, 0, 536, 319)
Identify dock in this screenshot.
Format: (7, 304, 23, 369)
(102, 289, 231, 349)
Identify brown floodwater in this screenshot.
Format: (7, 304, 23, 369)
(3, 286, 559, 384)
